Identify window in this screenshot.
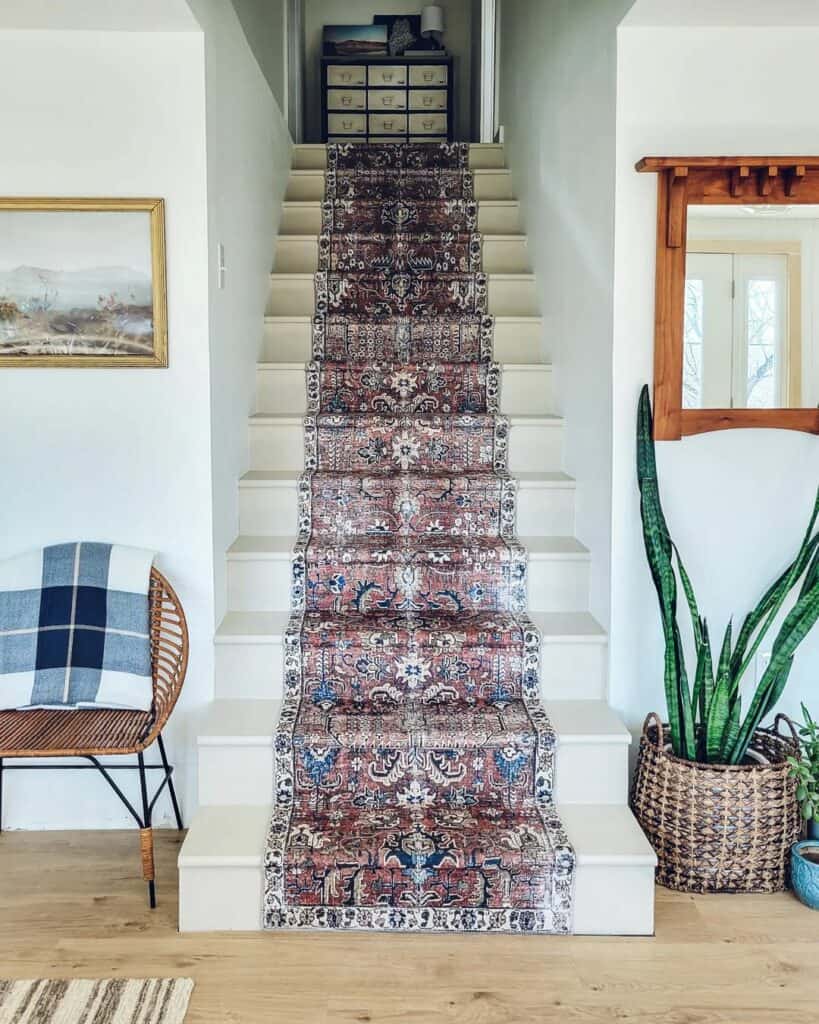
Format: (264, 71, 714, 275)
(684, 248, 795, 409)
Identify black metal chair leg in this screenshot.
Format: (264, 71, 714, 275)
(137, 751, 156, 909)
(157, 734, 183, 830)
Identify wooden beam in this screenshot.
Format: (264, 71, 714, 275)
(653, 173, 684, 440)
(666, 167, 688, 249)
(636, 155, 819, 172)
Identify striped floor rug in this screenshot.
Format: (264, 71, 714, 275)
(0, 979, 193, 1024)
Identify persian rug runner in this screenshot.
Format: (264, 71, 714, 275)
(264, 142, 575, 933)
(0, 979, 193, 1024)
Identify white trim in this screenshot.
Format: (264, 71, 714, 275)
(286, 0, 303, 142)
(480, 0, 498, 143)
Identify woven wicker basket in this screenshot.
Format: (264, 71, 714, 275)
(631, 712, 802, 894)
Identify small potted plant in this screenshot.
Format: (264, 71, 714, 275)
(788, 704, 819, 841)
(788, 704, 819, 909)
(630, 386, 819, 894)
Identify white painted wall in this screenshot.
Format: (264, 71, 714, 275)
(0, 0, 198, 30)
(188, 0, 292, 634)
(611, 21, 819, 740)
(0, 29, 212, 827)
(0, 4, 293, 829)
(497, 0, 632, 630)
(231, 0, 288, 111)
(303, 0, 474, 142)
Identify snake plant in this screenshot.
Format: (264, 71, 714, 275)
(637, 385, 819, 764)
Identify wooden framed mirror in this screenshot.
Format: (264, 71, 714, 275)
(637, 156, 819, 440)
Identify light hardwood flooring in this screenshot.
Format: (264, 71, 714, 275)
(0, 830, 815, 1023)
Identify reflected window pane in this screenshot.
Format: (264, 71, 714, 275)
(746, 278, 778, 409)
(683, 278, 704, 409)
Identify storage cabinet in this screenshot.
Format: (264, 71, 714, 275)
(321, 56, 453, 143)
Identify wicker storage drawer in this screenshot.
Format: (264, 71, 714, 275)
(327, 89, 366, 111)
(327, 65, 366, 87)
(410, 65, 448, 87)
(409, 89, 447, 111)
(327, 113, 367, 135)
(367, 89, 407, 111)
(367, 65, 407, 87)
(408, 112, 447, 135)
(368, 113, 407, 135)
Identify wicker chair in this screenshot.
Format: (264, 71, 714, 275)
(0, 568, 188, 907)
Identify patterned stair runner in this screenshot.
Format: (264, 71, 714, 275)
(264, 142, 575, 933)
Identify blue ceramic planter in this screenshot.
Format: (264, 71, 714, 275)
(791, 841, 819, 910)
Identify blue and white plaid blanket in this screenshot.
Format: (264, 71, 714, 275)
(0, 542, 155, 711)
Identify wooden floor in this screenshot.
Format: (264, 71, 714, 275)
(0, 830, 815, 1023)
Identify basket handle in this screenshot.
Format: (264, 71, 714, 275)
(774, 713, 800, 751)
(642, 712, 665, 748)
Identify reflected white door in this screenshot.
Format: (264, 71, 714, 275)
(685, 251, 788, 409)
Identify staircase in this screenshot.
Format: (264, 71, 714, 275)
(178, 143, 656, 935)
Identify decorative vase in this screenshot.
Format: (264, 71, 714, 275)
(808, 820, 819, 841)
(791, 841, 819, 910)
(631, 713, 802, 893)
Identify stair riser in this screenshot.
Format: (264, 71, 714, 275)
(273, 235, 530, 274)
(281, 203, 521, 235)
(553, 743, 629, 804)
(198, 737, 627, 808)
(263, 317, 544, 364)
(266, 275, 538, 318)
(239, 480, 575, 537)
(179, 866, 264, 931)
(285, 170, 515, 202)
(256, 365, 553, 416)
(291, 145, 506, 172)
(226, 554, 590, 613)
(214, 635, 607, 703)
(249, 419, 564, 474)
(178, 858, 654, 934)
(572, 864, 656, 936)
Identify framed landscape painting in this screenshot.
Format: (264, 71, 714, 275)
(322, 24, 388, 57)
(0, 198, 167, 367)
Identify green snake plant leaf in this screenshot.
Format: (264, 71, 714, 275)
(692, 622, 714, 761)
(729, 582, 819, 763)
(730, 488, 819, 682)
(672, 542, 703, 650)
(637, 386, 695, 757)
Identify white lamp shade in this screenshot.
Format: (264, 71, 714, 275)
(421, 4, 445, 36)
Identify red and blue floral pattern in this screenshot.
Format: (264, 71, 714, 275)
(264, 142, 574, 933)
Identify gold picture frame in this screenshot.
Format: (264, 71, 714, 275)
(0, 197, 168, 368)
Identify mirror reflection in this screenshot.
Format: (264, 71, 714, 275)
(684, 204, 819, 410)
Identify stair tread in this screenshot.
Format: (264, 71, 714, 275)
(544, 700, 631, 744)
(270, 271, 535, 281)
(197, 697, 628, 747)
(215, 608, 606, 643)
(179, 802, 656, 868)
(227, 534, 590, 559)
(239, 469, 575, 488)
(248, 411, 564, 425)
(264, 313, 542, 323)
(256, 360, 550, 370)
